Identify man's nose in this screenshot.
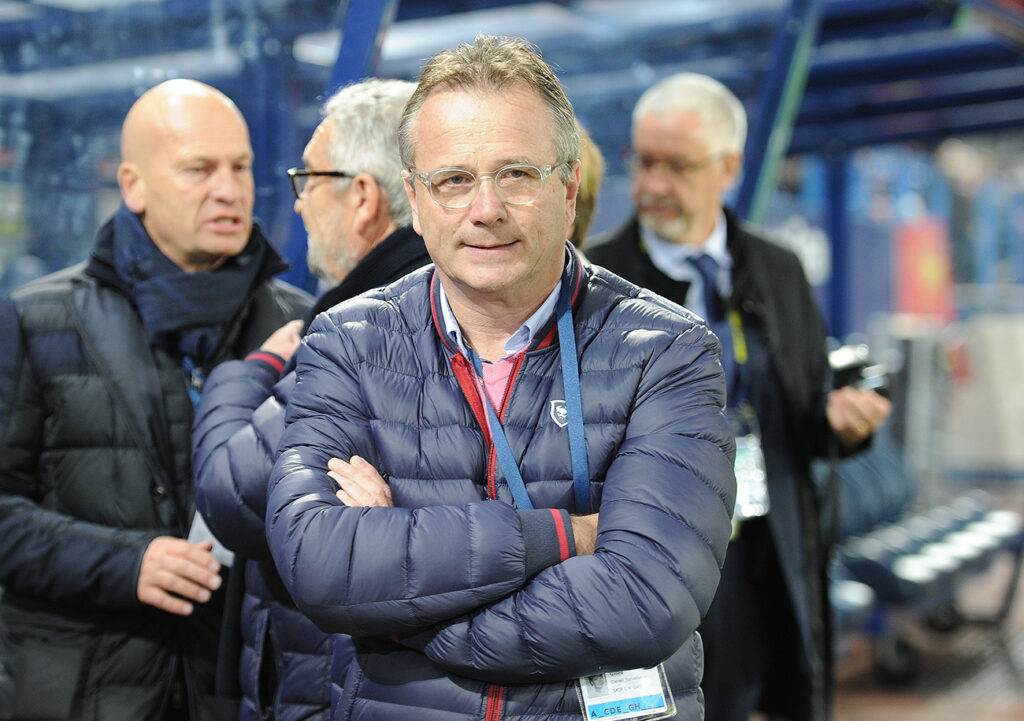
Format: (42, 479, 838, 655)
(466, 176, 507, 223)
(212, 165, 245, 202)
(636, 168, 672, 195)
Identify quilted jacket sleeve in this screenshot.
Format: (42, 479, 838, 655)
(399, 322, 736, 683)
(0, 298, 153, 608)
(192, 355, 293, 560)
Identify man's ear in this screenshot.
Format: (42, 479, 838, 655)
(722, 152, 744, 188)
(117, 162, 146, 213)
(351, 173, 384, 238)
(564, 161, 581, 231)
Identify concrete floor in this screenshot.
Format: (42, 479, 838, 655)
(833, 551, 1024, 721)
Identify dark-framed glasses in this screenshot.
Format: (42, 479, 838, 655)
(287, 167, 355, 199)
(408, 162, 568, 210)
(626, 152, 727, 179)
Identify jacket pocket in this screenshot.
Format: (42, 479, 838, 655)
(253, 613, 279, 719)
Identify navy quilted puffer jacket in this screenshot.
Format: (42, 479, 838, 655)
(267, 247, 736, 721)
(192, 360, 332, 721)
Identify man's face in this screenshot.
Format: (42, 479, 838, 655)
(404, 86, 578, 309)
(631, 109, 739, 246)
(130, 98, 255, 271)
(295, 120, 363, 283)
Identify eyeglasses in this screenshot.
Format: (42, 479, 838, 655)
(407, 162, 568, 210)
(626, 152, 727, 179)
(287, 168, 355, 199)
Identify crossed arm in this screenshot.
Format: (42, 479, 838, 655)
(331, 455, 600, 554)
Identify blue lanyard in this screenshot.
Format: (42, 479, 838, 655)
(465, 276, 591, 512)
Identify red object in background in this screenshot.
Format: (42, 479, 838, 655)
(894, 216, 956, 323)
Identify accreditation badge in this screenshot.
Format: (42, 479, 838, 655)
(729, 402, 769, 523)
(576, 663, 675, 720)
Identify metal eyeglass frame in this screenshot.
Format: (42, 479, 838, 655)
(287, 167, 355, 200)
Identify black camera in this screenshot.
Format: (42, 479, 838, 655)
(828, 343, 891, 398)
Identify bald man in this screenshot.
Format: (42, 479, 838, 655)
(0, 79, 310, 721)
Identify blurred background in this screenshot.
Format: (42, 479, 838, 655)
(0, 0, 1021, 717)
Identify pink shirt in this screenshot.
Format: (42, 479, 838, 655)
(479, 353, 522, 411)
(436, 279, 561, 416)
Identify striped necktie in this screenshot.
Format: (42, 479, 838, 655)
(687, 253, 723, 323)
(687, 252, 737, 399)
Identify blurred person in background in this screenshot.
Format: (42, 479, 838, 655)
(569, 121, 605, 250)
(191, 78, 428, 721)
(0, 79, 310, 721)
(588, 72, 891, 721)
(265, 36, 735, 721)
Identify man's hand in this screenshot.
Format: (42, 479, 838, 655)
(570, 513, 599, 555)
(826, 386, 892, 448)
(329, 456, 394, 507)
(137, 537, 222, 616)
(259, 319, 304, 362)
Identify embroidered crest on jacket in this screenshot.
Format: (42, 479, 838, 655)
(549, 400, 568, 428)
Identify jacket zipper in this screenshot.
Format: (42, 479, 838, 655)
(449, 352, 524, 721)
(482, 353, 523, 721)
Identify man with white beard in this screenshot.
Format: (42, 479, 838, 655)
(588, 72, 890, 721)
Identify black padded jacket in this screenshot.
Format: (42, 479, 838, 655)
(0, 217, 310, 721)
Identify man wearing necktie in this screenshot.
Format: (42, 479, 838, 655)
(588, 73, 892, 721)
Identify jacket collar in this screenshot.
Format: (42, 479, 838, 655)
(723, 208, 770, 315)
(430, 241, 587, 357)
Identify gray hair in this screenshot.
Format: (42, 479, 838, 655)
(398, 35, 579, 183)
(323, 78, 416, 228)
(632, 73, 747, 156)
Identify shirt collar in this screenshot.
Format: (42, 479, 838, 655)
(438, 279, 562, 360)
(640, 210, 731, 281)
